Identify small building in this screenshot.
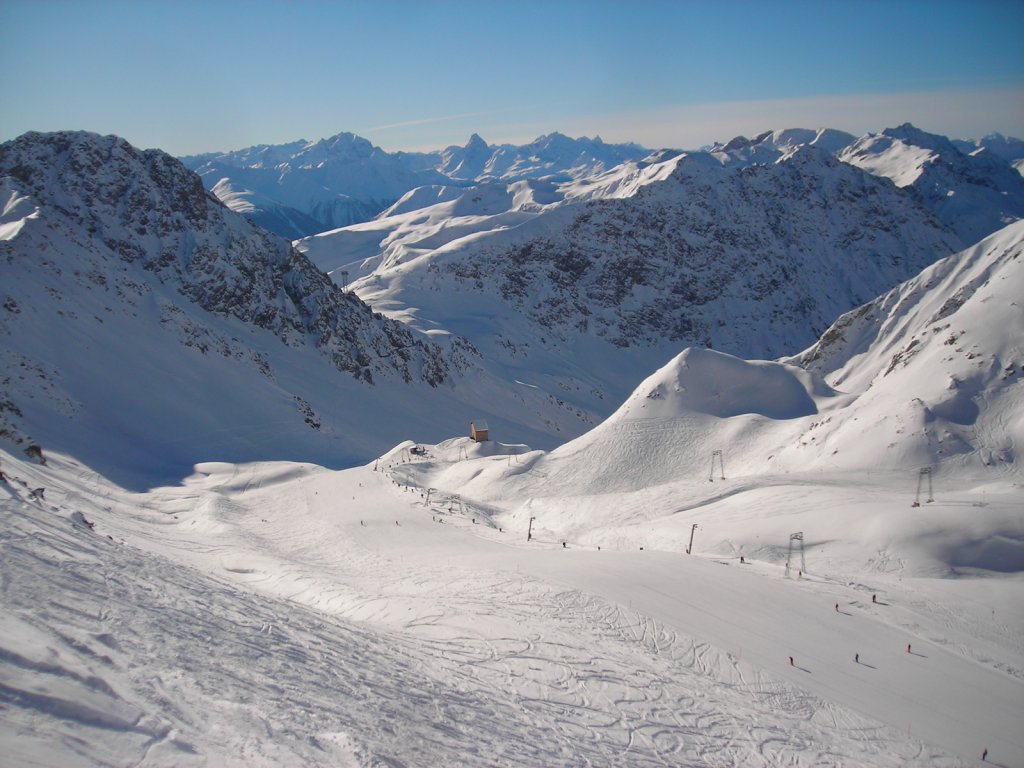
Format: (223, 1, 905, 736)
(470, 420, 490, 442)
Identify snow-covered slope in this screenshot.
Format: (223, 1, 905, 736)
(0, 132, 590, 487)
(791, 219, 1024, 472)
(300, 144, 962, 429)
(840, 123, 1024, 243)
(208, 177, 325, 240)
(8, 438, 1022, 766)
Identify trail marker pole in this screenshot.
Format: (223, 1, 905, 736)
(686, 523, 698, 555)
(527, 516, 536, 542)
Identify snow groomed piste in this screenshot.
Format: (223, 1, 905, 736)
(2, 435, 1021, 766)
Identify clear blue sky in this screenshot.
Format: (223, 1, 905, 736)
(2, 0, 1023, 155)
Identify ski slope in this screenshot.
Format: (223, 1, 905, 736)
(2, 442, 1021, 767)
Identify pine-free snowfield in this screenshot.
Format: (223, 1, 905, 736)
(2, 444, 1021, 767)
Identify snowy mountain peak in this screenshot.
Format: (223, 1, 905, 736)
(881, 122, 960, 156)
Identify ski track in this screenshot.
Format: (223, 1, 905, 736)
(0, 452, 1006, 766)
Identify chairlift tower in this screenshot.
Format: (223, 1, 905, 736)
(340, 270, 350, 293)
(708, 450, 725, 482)
(786, 532, 806, 575)
(912, 467, 933, 507)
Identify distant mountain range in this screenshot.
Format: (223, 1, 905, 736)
(181, 125, 1024, 240)
(181, 132, 651, 238)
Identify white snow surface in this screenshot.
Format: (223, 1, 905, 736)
(3, 223, 1023, 767)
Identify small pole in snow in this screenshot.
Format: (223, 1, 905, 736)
(527, 516, 535, 542)
(686, 523, 698, 554)
(789, 656, 794, 666)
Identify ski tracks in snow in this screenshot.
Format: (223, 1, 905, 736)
(0, 455, 969, 766)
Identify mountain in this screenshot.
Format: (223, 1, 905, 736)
(180, 132, 454, 238)
(0, 131, 588, 487)
(298, 144, 963, 425)
(788, 218, 1024, 471)
(437, 131, 652, 182)
(420, 220, 1023, 567)
(180, 132, 652, 238)
(707, 127, 857, 166)
(953, 131, 1024, 175)
(839, 123, 1024, 243)
(705, 124, 1024, 244)
(3, 132, 1022, 768)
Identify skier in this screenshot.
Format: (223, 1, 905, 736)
(835, 603, 839, 612)
(907, 644, 911, 654)
(982, 747, 988, 761)
(789, 656, 794, 666)
(872, 594, 877, 603)
(855, 653, 859, 663)
(740, 555, 745, 563)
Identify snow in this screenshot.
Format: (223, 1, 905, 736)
(3, 428, 1021, 765)
(838, 134, 936, 188)
(3, 128, 1024, 767)
(4, 223, 1023, 764)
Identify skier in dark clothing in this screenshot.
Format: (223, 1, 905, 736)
(982, 747, 988, 761)
(855, 653, 859, 663)
(789, 656, 794, 666)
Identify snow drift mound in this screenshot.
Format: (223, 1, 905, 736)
(614, 347, 822, 421)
